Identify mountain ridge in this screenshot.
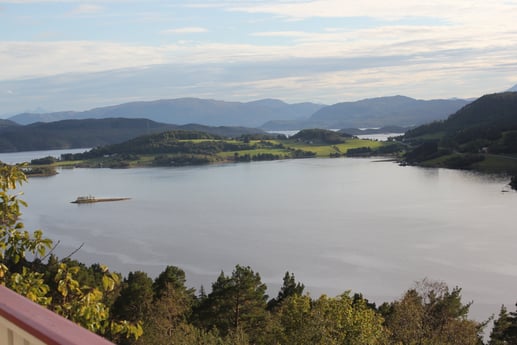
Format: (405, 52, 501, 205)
(8, 95, 472, 130)
(0, 117, 265, 153)
(402, 91, 517, 171)
(307, 96, 470, 128)
(9, 98, 324, 128)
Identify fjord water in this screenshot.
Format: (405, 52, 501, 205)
(11, 157, 517, 321)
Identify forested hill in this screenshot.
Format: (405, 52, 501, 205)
(404, 92, 517, 139)
(443, 92, 517, 130)
(402, 92, 517, 171)
(0, 118, 265, 153)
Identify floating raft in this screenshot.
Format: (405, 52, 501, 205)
(71, 196, 131, 204)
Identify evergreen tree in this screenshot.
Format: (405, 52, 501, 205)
(112, 271, 154, 323)
(489, 305, 512, 345)
(267, 271, 304, 310)
(136, 266, 196, 344)
(194, 265, 268, 342)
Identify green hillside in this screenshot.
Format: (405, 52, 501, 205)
(55, 128, 387, 168)
(401, 92, 517, 173)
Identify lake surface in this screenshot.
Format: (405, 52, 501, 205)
(0, 148, 89, 164)
(5, 153, 517, 324)
(267, 129, 402, 141)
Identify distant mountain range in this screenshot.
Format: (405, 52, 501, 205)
(0, 118, 264, 153)
(0, 119, 18, 129)
(8, 95, 473, 130)
(8, 98, 323, 128)
(262, 96, 470, 129)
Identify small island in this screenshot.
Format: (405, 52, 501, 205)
(71, 196, 131, 204)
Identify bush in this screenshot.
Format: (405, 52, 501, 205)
(346, 147, 372, 157)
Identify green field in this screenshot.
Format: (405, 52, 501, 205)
(285, 138, 383, 156)
(47, 137, 390, 169)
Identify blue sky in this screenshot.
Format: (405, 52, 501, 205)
(1, 0, 517, 114)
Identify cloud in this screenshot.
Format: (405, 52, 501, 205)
(229, 0, 517, 23)
(161, 27, 208, 34)
(1, 0, 516, 109)
(0, 41, 169, 80)
(70, 4, 103, 15)
(252, 31, 308, 38)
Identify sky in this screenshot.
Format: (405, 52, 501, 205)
(1, 0, 517, 115)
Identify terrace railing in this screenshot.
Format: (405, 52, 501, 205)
(0, 285, 115, 345)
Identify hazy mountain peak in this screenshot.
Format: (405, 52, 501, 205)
(306, 95, 469, 128)
(8, 97, 324, 127)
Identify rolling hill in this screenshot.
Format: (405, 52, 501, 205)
(0, 118, 265, 153)
(402, 92, 517, 171)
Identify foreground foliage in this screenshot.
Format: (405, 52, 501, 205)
(0, 163, 142, 341)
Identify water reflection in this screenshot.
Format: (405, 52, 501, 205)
(7, 156, 517, 327)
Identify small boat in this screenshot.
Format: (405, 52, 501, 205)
(71, 196, 130, 204)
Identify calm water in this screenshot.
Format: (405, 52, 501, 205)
(4, 153, 517, 323)
(0, 148, 90, 164)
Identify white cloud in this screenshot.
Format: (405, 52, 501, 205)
(0, 41, 170, 80)
(70, 4, 103, 15)
(229, 0, 516, 23)
(161, 27, 208, 34)
(1, 0, 516, 106)
(252, 31, 307, 38)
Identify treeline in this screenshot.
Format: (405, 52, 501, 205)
(109, 265, 491, 345)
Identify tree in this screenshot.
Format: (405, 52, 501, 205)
(489, 304, 517, 345)
(384, 279, 482, 345)
(267, 271, 304, 310)
(194, 265, 268, 342)
(153, 265, 194, 299)
(311, 292, 387, 345)
(0, 163, 52, 280)
(135, 266, 196, 345)
(272, 294, 315, 344)
(112, 271, 154, 323)
(270, 292, 387, 345)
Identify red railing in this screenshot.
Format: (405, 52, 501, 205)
(0, 285, 115, 345)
